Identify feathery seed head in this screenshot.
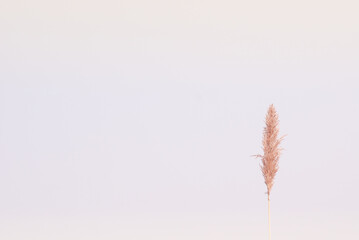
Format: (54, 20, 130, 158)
(257, 104, 284, 197)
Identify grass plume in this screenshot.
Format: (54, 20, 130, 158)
(254, 104, 284, 240)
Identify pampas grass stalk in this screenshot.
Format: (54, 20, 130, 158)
(254, 104, 284, 240)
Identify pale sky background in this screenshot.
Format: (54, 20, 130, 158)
(1, 0, 359, 239)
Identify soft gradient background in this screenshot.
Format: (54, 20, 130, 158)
(1, 0, 359, 239)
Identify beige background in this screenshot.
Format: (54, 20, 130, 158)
(1, 0, 358, 239)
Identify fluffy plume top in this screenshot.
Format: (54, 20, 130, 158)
(256, 104, 284, 198)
